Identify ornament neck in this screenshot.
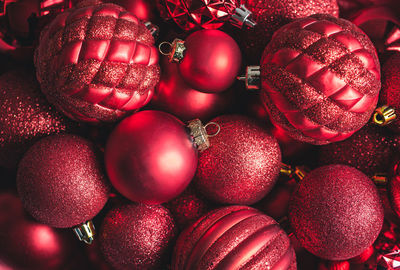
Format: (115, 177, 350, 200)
(372, 105, 396, 126)
(237, 66, 261, 90)
(159, 39, 186, 63)
(230, 5, 257, 28)
(372, 173, 387, 186)
(73, 220, 95, 244)
(280, 163, 308, 182)
(187, 119, 220, 152)
(144, 22, 159, 39)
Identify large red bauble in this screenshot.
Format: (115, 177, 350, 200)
(261, 14, 381, 145)
(0, 69, 73, 169)
(389, 159, 400, 220)
(195, 115, 281, 205)
(17, 134, 110, 228)
(177, 29, 241, 93)
(289, 164, 384, 260)
(99, 204, 177, 270)
(105, 110, 198, 204)
(34, 1, 160, 123)
(172, 205, 296, 270)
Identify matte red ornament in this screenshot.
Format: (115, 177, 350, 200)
(34, 1, 160, 123)
(17, 134, 110, 228)
(289, 164, 384, 260)
(195, 115, 281, 205)
(99, 204, 177, 270)
(172, 205, 296, 270)
(389, 159, 400, 220)
(105, 110, 198, 204)
(261, 14, 381, 145)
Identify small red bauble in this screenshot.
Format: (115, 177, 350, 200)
(261, 14, 381, 145)
(17, 134, 110, 228)
(389, 159, 400, 220)
(105, 110, 198, 204)
(172, 205, 296, 270)
(195, 115, 281, 205)
(289, 164, 384, 260)
(99, 204, 177, 270)
(34, 1, 160, 123)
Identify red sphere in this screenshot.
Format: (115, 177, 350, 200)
(108, 0, 157, 21)
(195, 115, 281, 205)
(389, 160, 400, 219)
(34, 2, 160, 123)
(105, 110, 198, 204)
(178, 30, 241, 93)
(172, 205, 297, 270)
(289, 165, 384, 260)
(17, 134, 110, 228)
(99, 204, 177, 270)
(261, 14, 381, 145)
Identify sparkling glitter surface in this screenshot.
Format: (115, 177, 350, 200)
(17, 134, 110, 228)
(0, 69, 73, 169)
(99, 204, 177, 270)
(172, 205, 296, 270)
(289, 164, 384, 260)
(195, 115, 281, 205)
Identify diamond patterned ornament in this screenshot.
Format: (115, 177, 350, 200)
(378, 250, 400, 270)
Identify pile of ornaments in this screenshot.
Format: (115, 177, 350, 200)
(2, 0, 400, 269)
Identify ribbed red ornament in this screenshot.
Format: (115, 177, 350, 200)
(172, 205, 297, 270)
(261, 14, 381, 145)
(34, 1, 160, 123)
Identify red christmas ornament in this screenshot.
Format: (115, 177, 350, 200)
(389, 159, 400, 220)
(172, 205, 296, 270)
(34, 1, 160, 123)
(318, 260, 350, 270)
(107, 0, 157, 21)
(99, 204, 177, 270)
(0, 69, 74, 169)
(260, 14, 381, 145)
(350, 245, 375, 264)
(195, 115, 281, 205)
(17, 134, 110, 228)
(105, 110, 199, 204)
(289, 164, 384, 260)
(161, 29, 241, 93)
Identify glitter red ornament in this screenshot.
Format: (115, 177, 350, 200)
(289, 164, 384, 260)
(172, 205, 297, 270)
(99, 204, 177, 270)
(259, 14, 381, 145)
(34, 1, 160, 123)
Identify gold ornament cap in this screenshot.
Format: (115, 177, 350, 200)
(187, 119, 220, 152)
(237, 66, 261, 90)
(372, 173, 388, 186)
(158, 39, 186, 63)
(280, 163, 308, 182)
(73, 220, 95, 244)
(372, 105, 396, 126)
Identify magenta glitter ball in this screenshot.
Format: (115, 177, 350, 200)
(17, 134, 110, 228)
(289, 164, 384, 260)
(261, 14, 381, 145)
(195, 115, 281, 205)
(99, 204, 177, 270)
(172, 205, 296, 270)
(34, 1, 160, 123)
(389, 159, 400, 219)
(178, 30, 241, 93)
(105, 110, 198, 204)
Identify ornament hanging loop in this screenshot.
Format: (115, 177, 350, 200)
(158, 42, 173, 56)
(158, 39, 186, 63)
(73, 220, 96, 245)
(204, 122, 221, 137)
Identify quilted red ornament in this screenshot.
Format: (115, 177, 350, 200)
(260, 14, 381, 145)
(34, 1, 160, 123)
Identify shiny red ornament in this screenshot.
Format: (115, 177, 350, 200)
(17, 134, 110, 228)
(107, 0, 157, 21)
(289, 164, 384, 260)
(172, 205, 296, 270)
(105, 110, 198, 204)
(350, 245, 375, 264)
(99, 204, 177, 270)
(261, 14, 381, 145)
(389, 159, 400, 220)
(318, 260, 350, 270)
(195, 115, 281, 205)
(34, 1, 160, 123)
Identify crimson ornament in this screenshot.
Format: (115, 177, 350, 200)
(160, 29, 241, 93)
(107, 0, 157, 22)
(172, 205, 296, 270)
(259, 14, 381, 145)
(389, 159, 400, 220)
(34, 1, 160, 123)
(289, 164, 384, 260)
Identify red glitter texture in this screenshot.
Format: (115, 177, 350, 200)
(195, 115, 281, 205)
(261, 14, 381, 145)
(34, 2, 160, 123)
(289, 165, 384, 260)
(99, 204, 177, 270)
(172, 205, 296, 270)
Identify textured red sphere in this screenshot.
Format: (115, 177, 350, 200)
(105, 110, 198, 204)
(172, 205, 296, 270)
(289, 164, 384, 260)
(17, 134, 110, 228)
(261, 14, 381, 145)
(389, 159, 400, 220)
(99, 204, 177, 270)
(195, 115, 281, 205)
(34, 1, 160, 123)
(0, 69, 74, 169)
(178, 30, 241, 93)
